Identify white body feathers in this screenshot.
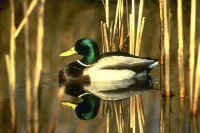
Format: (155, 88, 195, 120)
(84, 69, 136, 91)
(80, 55, 159, 100)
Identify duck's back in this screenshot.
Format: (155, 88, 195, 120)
(84, 53, 158, 74)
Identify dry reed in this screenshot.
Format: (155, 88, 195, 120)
(5, 0, 17, 131)
(130, 97, 136, 132)
(114, 103, 123, 133)
(129, 13, 135, 54)
(136, 96, 144, 133)
(33, 0, 45, 133)
(159, 0, 170, 97)
(129, 1, 136, 133)
(189, 0, 196, 111)
(179, 99, 185, 133)
(23, 0, 32, 133)
(129, 0, 145, 133)
(106, 111, 110, 133)
(129, 0, 135, 54)
(177, 0, 185, 98)
(160, 105, 164, 133)
(103, 23, 110, 52)
(135, 0, 144, 55)
(48, 86, 65, 133)
(192, 45, 200, 115)
(158, 0, 165, 93)
(14, 0, 39, 38)
(105, 0, 109, 28)
(163, 0, 170, 97)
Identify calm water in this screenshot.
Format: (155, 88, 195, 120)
(0, 0, 200, 133)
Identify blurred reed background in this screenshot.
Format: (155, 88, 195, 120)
(2, 0, 200, 133)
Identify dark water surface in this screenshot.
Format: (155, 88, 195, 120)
(0, 0, 200, 133)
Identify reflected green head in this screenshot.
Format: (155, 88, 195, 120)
(75, 93, 100, 120)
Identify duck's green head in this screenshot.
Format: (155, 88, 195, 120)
(60, 38, 100, 64)
(62, 93, 100, 120)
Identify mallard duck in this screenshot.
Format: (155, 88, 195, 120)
(59, 38, 159, 119)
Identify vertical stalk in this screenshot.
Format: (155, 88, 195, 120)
(113, 0, 120, 38)
(129, 1, 136, 133)
(159, 0, 165, 92)
(106, 111, 110, 133)
(6, 0, 16, 131)
(125, 0, 129, 35)
(130, 97, 135, 133)
(177, 0, 185, 98)
(136, 96, 144, 133)
(105, 0, 109, 28)
(24, 0, 32, 132)
(163, 0, 170, 97)
(189, 0, 196, 111)
(135, 0, 144, 55)
(192, 46, 200, 115)
(129, 0, 135, 54)
(160, 106, 164, 133)
(103, 23, 110, 52)
(34, 0, 45, 133)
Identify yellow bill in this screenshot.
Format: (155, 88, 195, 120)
(59, 47, 77, 56)
(62, 101, 77, 110)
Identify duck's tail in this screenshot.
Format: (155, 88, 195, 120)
(148, 61, 159, 69)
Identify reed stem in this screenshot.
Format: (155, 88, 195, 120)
(103, 23, 110, 52)
(33, 0, 45, 133)
(177, 0, 185, 98)
(129, 1, 136, 133)
(6, 0, 17, 131)
(160, 106, 164, 133)
(106, 111, 110, 133)
(136, 96, 144, 133)
(129, 0, 135, 54)
(130, 97, 136, 133)
(135, 0, 144, 56)
(105, 0, 109, 28)
(159, 0, 165, 92)
(192, 45, 200, 115)
(160, 0, 170, 97)
(24, 0, 32, 132)
(129, 14, 135, 54)
(14, 0, 39, 38)
(189, 0, 196, 111)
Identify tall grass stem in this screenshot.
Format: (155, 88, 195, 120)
(189, 0, 196, 111)
(33, 0, 45, 133)
(23, 0, 32, 132)
(6, 0, 17, 131)
(192, 45, 200, 115)
(160, 0, 171, 97)
(177, 0, 185, 98)
(14, 0, 39, 38)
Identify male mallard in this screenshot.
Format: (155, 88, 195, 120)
(59, 38, 159, 119)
